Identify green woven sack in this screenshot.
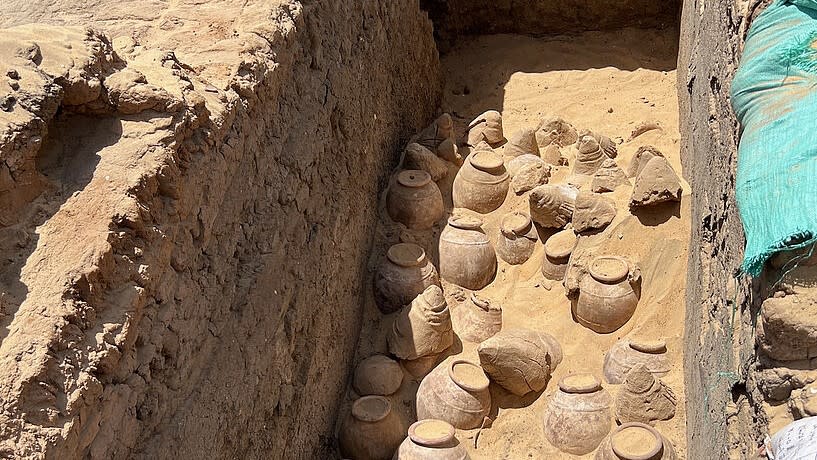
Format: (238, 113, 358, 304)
(731, 0, 817, 275)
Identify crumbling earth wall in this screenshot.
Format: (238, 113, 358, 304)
(0, 1, 440, 458)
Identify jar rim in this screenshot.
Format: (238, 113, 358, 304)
(629, 339, 667, 354)
(610, 423, 664, 460)
(589, 256, 629, 283)
(397, 169, 432, 188)
(448, 360, 490, 392)
(470, 150, 505, 172)
(448, 214, 483, 230)
(387, 243, 426, 267)
(559, 373, 601, 394)
(501, 212, 532, 236)
(545, 229, 577, 259)
(351, 395, 392, 423)
(408, 419, 456, 447)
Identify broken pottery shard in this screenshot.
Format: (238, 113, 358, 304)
(591, 159, 629, 193)
(504, 127, 539, 157)
(507, 154, 546, 177)
(511, 162, 550, 194)
(629, 156, 682, 208)
(615, 364, 676, 425)
(573, 191, 616, 233)
(627, 145, 666, 178)
(578, 129, 617, 158)
(757, 294, 817, 362)
(417, 113, 455, 150)
(541, 144, 566, 166)
(404, 142, 448, 181)
(467, 110, 504, 146)
(535, 117, 578, 147)
(529, 184, 578, 228)
(353, 354, 404, 396)
(453, 293, 502, 343)
(628, 121, 663, 142)
(388, 285, 454, 360)
(478, 329, 563, 396)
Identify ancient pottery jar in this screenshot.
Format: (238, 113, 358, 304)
(467, 110, 504, 146)
(529, 184, 578, 229)
(542, 228, 578, 281)
(339, 396, 405, 460)
(353, 355, 404, 396)
(387, 170, 444, 229)
(507, 154, 546, 177)
(395, 419, 471, 460)
(496, 212, 538, 265)
(574, 256, 639, 333)
(615, 364, 676, 424)
(543, 374, 613, 455)
(389, 285, 454, 360)
(454, 293, 503, 343)
(573, 135, 607, 176)
(452, 150, 509, 214)
(504, 128, 538, 157)
(478, 329, 563, 396)
(595, 422, 677, 460)
(416, 360, 492, 429)
(375, 243, 441, 314)
(439, 215, 497, 290)
(603, 339, 671, 384)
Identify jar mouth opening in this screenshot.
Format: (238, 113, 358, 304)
(448, 214, 483, 230)
(501, 212, 532, 236)
(408, 419, 456, 447)
(469, 150, 505, 172)
(559, 373, 601, 394)
(351, 396, 391, 422)
(589, 256, 629, 283)
(610, 423, 663, 460)
(387, 243, 426, 267)
(397, 169, 432, 188)
(629, 339, 667, 354)
(448, 360, 490, 392)
(544, 230, 577, 259)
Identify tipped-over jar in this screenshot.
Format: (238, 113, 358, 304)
(574, 256, 639, 333)
(395, 419, 471, 459)
(389, 285, 454, 360)
(339, 396, 405, 460)
(542, 228, 578, 281)
(416, 360, 492, 429)
(454, 293, 503, 343)
(603, 339, 671, 384)
(496, 212, 538, 265)
(375, 243, 441, 314)
(543, 374, 613, 455)
(478, 329, 562, 396)
(452, 150, 509, 214)
(387, 170, 445, 229)
(595, 422, 677, 460)
(439, 215, 497, 290)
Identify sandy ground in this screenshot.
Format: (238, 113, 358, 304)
(346, 28, 688, 459)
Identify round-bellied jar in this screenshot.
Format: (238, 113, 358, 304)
(603, 339, 671, 384)
(452, 150, 509, 214)
(595, 422, 677, 460)
(573, 256, 639, 333)
(496, 212, 538, 265)
(339, 396, 405, 460)
(542, 228, 578, 281)
(416, 360, 492, 430)
(439, 215, 497, 290)
(543, 374, 613, 455)
(387, 170, 445, 229)
(395, 419, 471, 459)
(375, 243, 441, 314)
(353, 355, 404, 396)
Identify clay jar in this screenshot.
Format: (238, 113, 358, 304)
(387, 170, 445, 229)
(496, 212, 538, 265)
(595, 423, 677, 460)
(542, 228, 578, 281)
(439, 215, 497, 290)
(574, 256, 639, 333)
(388, 285, 454, 361)
(416, 360, 492, 429)
(603, 339, 671, 384)
(543, 374, 613, 455)
(454, 293, 503, 343)
(375, 243, 441, 314)
(452, 150, 509, 214)
(339, 396, 405, 460)
(574, 135, 607, 176)
(395, 419, 471, 460)
(478, 329, 563, 396)
(467, 110, 504, 146)
(353, 355, 404, 396)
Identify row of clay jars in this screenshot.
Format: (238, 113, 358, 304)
(496, 212, 538, 265)
(573, 256, 640, 333)
(604, 339, 671, 384)
(595, 423, 677, 460)
(375, 243, 440, 314)
(439, 215, 497, 290)
(388, 285, 454, 361)
(416, 360, 492, 430)
(387, 170, 444, 229)
(339, 396, 406, 460)
(542, 227, 578, 281)
(543, 374, 613, 455)
(452, 150, 509, 214)
(453, 293, 503, 343)
(395, 419, 471, 459)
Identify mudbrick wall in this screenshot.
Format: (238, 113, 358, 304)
(0, 1, 440, 458)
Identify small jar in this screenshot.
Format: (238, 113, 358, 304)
(416, 360, 492, 429)
(375, 243, 441, 314)
(452, 150, 509, 214)
(496, 212, 538, 265)
(395, 419, 471, 460)
(603, 339, 671, 384)
(541, 229, 578, 281)
(387, 170, 445, 229)
(478, 329, 562, 396)
(543, 374, 613, 455)
(439, 215, 497, 290)
(339, 396, 405, 460)
(595, 422, 677, 460)
(574, 256, 639, 333)
(454, 293, 503, 343)
(353, 355, 404, 396)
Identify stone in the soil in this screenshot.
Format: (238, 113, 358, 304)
(477, 329, 563, 396)
(467, 109, 504, 146)
(535, 116, 578, 147)
(755, 366, 817, 401)
(404, 142, 448, 181)
(504, 127, 539, 157)
(629, 156, 682, 208)
(507, 154, 546, 177)
(627, 145, 666, 178)
(615, 364, 676, 425)
(104, 67, 182, 114)
(757, 293, 817, 362)
(573, 191, 616, 232)
(353, 355, 404, 396)
(511, 162, 550, 194)
(790, 382, 817, 418)
(529, 184, 578, 229)
(592, 159, 629, 193)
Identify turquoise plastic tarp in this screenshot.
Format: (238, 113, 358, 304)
(731, 0, 817, 275)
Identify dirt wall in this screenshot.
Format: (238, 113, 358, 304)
(0, 1, 441, 458)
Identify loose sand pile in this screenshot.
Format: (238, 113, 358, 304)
(344, 28, 688, 459)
